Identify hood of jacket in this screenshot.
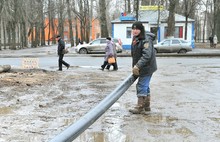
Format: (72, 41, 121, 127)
(146, 31, 156, 41)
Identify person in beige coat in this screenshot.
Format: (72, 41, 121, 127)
(213, 35, 218, 48)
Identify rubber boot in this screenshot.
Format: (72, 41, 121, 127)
(144, 96, 151, 111)
(129, 97, 145, 114)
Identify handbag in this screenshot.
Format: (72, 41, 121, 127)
(62, 48, 69, 54)
(108, 57, 116, 64)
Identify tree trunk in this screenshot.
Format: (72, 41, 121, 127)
(35, 24, 40, 47)
(58, 0, 64, 38)
(85, 0, 90, 43)
(75, 17, 79, 45)
(0, 19, 2, 50)
(79, 0, 84, 41)
(31, 26, 36, 47)
(51, 18, 56, 44)
(48, 22, 51, 46)
(184, 16, 188, 40)
(202, 0, 208, 43)
(125, 0, 127, 12)
(3, 21, 6, 49)
(167, 0, 176, 37)
(217, 5, 220, 41)
(127, 0, 131, 13)
(67, 0, 74, 46)
(157, 1, 162, 41)
(99, 0, 108, 37)
(21, 21, 27, 48)
(134, 0, 139, 21)
(40, 0, 45, 46)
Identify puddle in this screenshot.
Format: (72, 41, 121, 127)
(143, 113, 178, 124)
(147, 126, 193, 136)
(76, 131, 130, 142)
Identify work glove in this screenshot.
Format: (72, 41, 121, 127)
(132, 65, 140, 76)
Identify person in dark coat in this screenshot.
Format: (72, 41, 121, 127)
(209, 36, 214, 48)
(56, 35, 70, 71)
(129, 21, 157, 114)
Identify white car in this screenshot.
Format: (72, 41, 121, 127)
(154, 38, 192, 53)
(75, 38, 123, 54)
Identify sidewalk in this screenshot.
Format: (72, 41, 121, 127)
(1, 44, 220, 58)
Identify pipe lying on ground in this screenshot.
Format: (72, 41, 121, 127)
(49, 74, 137, 142)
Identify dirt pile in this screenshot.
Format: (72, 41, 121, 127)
(0, 69, 57, 87)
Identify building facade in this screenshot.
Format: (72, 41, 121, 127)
(111, 9, 195, 50)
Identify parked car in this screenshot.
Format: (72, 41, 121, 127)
(154, 38, 192, 53)
(75, 38, 123, 54)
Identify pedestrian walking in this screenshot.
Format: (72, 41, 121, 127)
(106, 39, 118, 71)
(100, 37, 116, 71)
(56, 35, 70, 71)
(209, 36, 214, 48)
(129, 21, 157, 114)
(213, 35, 218, 48)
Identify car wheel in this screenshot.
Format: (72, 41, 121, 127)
(79, 48, 88, 54)
(154, 48, 158, 53)
(178, 49, 187, 54)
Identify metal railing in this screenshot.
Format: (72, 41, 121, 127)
(49, 74, 137, 142)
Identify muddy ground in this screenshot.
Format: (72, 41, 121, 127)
(0, 57, 220, 142)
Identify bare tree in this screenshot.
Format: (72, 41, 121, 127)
(37, 0, 46, 46)
(73, 0, 90, 43)
(200, 0, 209, 42)
(57, 0, 65, 38)
(216, 0, 220, 40)
(213, 0, 219, 36)
(167, 0, 177, 37)
(134, 0, 140, 20)
(99, 0, 108, 37)
(141, 0, 157, 5)
(182, 0, 198, 40)
(127, 0, 131, 13)
(66, 0, 74, 46)
(47, 0, 56, 45)
(156, 0, 165, 33)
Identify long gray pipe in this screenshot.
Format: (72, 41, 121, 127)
(49, 74, 137, 142)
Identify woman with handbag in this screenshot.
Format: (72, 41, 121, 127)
(100, 37, 116, 71)
(106, 40, 118, 71)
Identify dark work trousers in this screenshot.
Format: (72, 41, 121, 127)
(106, 59, 118, 70)
(58, 54, 69, 70)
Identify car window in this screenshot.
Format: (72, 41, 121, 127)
(100, 39, 107, 44)
(91, 39, 101, 45)
(172, 40, 180, 44)
(162, 40, 170, 45)
(180, 40, 188, 43)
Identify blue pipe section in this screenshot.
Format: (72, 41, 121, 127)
(158, 27, 161, 42)
(112, 23, 114, 38)
(49, 74, 137, 142)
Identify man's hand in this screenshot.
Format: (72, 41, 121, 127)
(132, 65, 139, 76)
